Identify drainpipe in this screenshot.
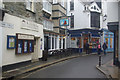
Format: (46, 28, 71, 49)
(118, 1, 120, 80)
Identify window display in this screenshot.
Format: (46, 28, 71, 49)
(24, 41, 28, 53)
(16, 33, 34, 54)
(17, 40, 23, 54)
(91, 38, 100, 48)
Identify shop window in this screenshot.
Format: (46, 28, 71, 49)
(16, 40, 34, 54)
(55, 37, 57, 49)
(59, 38, 61, 49)
(48, 37, 51, 49)
(17, 40, 23, 54)
(24, 41, 28, 53)
(52, 37, 54, 49)
(105, 38, 108, 47)
(77, 38, 81, 48)
(71, 37, 75, 40)
(110, 38, 113, 48)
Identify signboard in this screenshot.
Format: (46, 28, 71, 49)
(21, 19, 39, 32)
(59, 18, 69, 26)
(0, 21, 14, 28)
(7, 35, 16, 49)
(17, 34, 34, 40)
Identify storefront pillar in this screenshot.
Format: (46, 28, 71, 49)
(81, 36, 84, 49)
(61, 37, 63, 49)
(50, 35, 52, 50)
(54, 35, 56, 49)
(0, 26, 2, 67)
(57, 35, 59, 49)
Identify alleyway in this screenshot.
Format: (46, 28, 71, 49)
(20, 53, 112, 79)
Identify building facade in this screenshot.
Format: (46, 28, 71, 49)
(67, 0, 114, 53)
(106, 0, 119, 65)
(52, 0, 67, 50)
(1, 1, 44, 66)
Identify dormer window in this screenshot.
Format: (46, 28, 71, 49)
(89, 2, 101, 13)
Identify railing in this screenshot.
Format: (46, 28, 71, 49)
(43, 19, 53, 31)
(43, 0, 52, 14)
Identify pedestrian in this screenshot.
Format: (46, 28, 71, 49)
(97, 43, 101, 55)
(85, 42, 89, 54)
(102, 42, 108, 55)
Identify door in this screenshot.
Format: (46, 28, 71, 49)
(31, 37, 39, 62)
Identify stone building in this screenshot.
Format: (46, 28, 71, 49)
(52, 0, 67, 49)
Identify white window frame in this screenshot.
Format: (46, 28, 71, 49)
(53, 0, 57, 4)
(26, 0, 35, 12)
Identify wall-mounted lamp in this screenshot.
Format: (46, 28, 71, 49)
(103, 14, 107, 21)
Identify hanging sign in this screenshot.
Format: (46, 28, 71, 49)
(59, 18, 69, 26)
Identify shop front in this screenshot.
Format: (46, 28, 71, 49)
(108, 22, 119, 66)
(68, 29, 102, 53)
(102, 29, 114, 52)
(2, 13, 43, 66)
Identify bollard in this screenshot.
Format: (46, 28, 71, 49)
(99, 55, 101, 67)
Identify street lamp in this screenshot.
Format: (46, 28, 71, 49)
(103, 14, 107, 22)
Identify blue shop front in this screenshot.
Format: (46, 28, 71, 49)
(102, 29, 114, 52)
(68, 29, 103, 53)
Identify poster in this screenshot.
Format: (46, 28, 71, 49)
(7, 36, 16, 49)
(17, 40, 22, 54)
(24, 41, 28, 53)
(29, 41, 33, 52)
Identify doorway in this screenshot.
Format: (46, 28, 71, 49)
(31, 37, 40, 62)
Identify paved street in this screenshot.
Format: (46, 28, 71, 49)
(21, 53, 113, 79)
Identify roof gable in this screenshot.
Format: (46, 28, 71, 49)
(89, 2, 101, 13)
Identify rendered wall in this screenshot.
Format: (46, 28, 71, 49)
(2, 13, 43, 66)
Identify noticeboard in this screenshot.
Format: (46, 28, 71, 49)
(59, 18, 69, 26)
(7, 35, 16, 49)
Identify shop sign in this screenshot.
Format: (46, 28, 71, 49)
(21, 19, 39, 32)
(17, 34, 34, 40)
(0, 21, 14, 28)
(59, 18, 69, 26)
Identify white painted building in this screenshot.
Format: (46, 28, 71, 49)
(2, 13, 44, 66)
(67, 0, 115, 53)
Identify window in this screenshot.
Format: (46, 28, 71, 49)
(70, 0, 74, 10)
(52, 37, 54, 49)
(59, 37, 61, 49)
(70, 15, 74, 28)
(16, 40, 34, 54)
(91, 12, 100, 28)
(61, 0, 64, 7)
(55, 37, 57, 49)
(26, 0, 35, 12)
(53, 0, 57, 4)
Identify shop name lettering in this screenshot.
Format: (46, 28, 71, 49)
(0, 21, 14, 28)
(21, 20, 39, 32)
(18, 35, 34, 40)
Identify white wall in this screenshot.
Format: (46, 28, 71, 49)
(107, 2, 118, 22)
(74, 0, 90, 29)
(0, 26, 2, 67)
(2, 13, 43, 66)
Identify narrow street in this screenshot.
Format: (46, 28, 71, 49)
(21, 53, 112, 79)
